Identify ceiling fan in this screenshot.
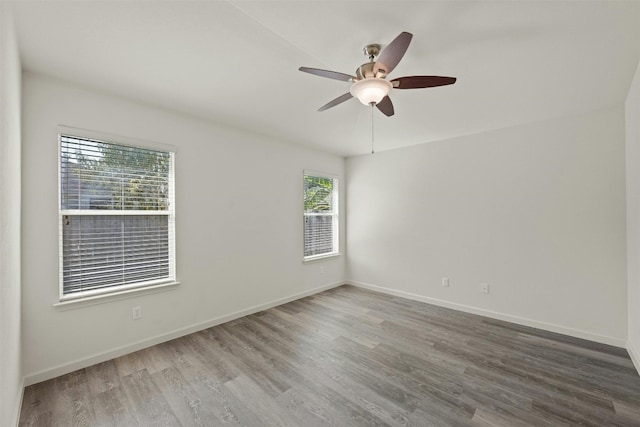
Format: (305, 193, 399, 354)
(299, 32, 456, 117)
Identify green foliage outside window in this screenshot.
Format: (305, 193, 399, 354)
(304, 175, 334, 212)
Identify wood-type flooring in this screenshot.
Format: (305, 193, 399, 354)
(19, 285, 640, 426)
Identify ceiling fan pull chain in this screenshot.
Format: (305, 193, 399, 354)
(371, 102, 375, 154)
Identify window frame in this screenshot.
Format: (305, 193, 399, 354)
(303, 170, 340, 262)
(57, 126, 177, 302)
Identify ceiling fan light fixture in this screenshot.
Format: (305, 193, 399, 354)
(350, 78, 392, 105)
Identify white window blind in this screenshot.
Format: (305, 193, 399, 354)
(304, 173, 338, 259)
(59, 134, 176, 300)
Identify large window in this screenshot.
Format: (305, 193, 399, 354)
(59, 132, 176, 300)
(304, 172, 339, 260)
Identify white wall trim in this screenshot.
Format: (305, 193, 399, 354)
(348, 280, 626, 348)
(13, 380, 24, 427)
(12, 378, 24, 427)
(24, 281, 344, 386)
(627, 340, 640, 376)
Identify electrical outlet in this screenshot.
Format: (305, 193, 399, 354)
(320, 266, 325, 274)
(132, 306, 142, 320)
(442, 277, 449, 287)
(480, 283, 489, 294)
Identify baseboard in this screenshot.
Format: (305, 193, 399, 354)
(348, 280, 626, 348)
(12, 378, 24, 427)
(23, 281, 344, 386)
(627, 339, 640, 376)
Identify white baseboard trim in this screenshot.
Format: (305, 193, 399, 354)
(627, 340, 640, 376)
(12, 378, 24, 427)
(348, 280, 626, 348)
(23, 281, 344, 386)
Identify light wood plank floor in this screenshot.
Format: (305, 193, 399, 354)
(19, 285, 640, 426)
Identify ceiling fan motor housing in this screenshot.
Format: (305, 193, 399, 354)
(356, 62, 387, 80)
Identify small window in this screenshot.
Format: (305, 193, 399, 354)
(304, 172, 339, 260)
(59, 133, 176, 300)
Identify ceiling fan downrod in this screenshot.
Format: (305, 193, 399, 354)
(358, 44, 385, 80)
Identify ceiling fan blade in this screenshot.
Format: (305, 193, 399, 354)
(299, 67, 355, 82)
(376, 96, 394, 117)
(374, 32, 413, 75)
(391, 76, 457, 89)
(318, 92, 353, 111)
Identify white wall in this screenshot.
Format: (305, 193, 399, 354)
(626, 59, 640, 370)
(347, 108, 628, 346)
(0, 3, 22, 426)
(21, 72, 345, 384)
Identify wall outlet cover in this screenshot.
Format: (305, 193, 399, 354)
(132, 306, 142, 320)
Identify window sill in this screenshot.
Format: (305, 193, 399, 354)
(53, 281, 180, 311)
(303, 252, 341, 263)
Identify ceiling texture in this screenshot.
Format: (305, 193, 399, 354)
(11, 1, 640, 157)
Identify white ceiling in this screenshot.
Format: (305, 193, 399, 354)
(11, 1, 640, 157)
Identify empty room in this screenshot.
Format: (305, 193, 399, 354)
(2, 0, 640, 425)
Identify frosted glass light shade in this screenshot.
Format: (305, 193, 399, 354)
(350, 78, 392, 105)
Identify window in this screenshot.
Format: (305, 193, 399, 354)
(59, 132, 176, 301)
(304, 172, 339, 260)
